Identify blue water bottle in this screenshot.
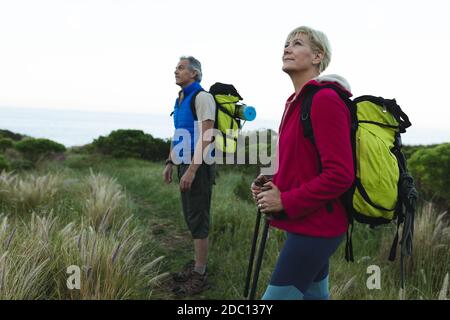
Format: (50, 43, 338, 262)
(237, 105, 256, 121)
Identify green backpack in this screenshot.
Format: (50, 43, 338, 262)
(301, 83, 418, 287)
(191, 82, 248, 155)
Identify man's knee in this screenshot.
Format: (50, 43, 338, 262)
(191, 229, 209, 239)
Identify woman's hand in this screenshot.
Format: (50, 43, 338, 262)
(256, 182, 284, 214)
(251, 174, 269, 201)
(251, 182, 262, 202)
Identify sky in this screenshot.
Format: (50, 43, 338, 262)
(0, 0, 449, 143)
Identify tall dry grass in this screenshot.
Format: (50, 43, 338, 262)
(438, 273, 449, 300)
(0, 212, 166, 299)
(408, 202, 450, 299)
(0, 170, 63, 212)
(0, 213, 56, 299)
(372, 201, 450, 299)
(0, 170, 166, 299)
(84, 170, 126, 232)
(54, 216, 168, 299)
(316, 201, 450, 300)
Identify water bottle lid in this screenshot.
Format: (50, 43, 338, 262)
(242, 106, 256, 121)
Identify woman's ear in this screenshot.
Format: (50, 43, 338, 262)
(312, 51, 324, 66)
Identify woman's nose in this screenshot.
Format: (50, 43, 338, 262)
(284, 45, 292, 54)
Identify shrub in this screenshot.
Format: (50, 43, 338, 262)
(403, 144, 439, 160)
(0, 129, 26, 141)
(0, 155, 10, 171)
(409, 143, 450, 206)
(68, 144, 94, 154)
(14, 138, 66, 163)
(9, 159, 34, 171)
(0, 138, 14, 152)
(92, 129, 170, 161)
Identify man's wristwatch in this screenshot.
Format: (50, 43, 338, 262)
(165, 159, 175, 166)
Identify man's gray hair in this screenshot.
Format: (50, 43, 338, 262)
(180, 56, 202, 82)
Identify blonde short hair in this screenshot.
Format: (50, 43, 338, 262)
(286, 26, 332, 73)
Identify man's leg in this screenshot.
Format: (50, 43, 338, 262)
(192, 164, 214, 275)
(194, 238, 208, 274)
(172, 164, 212, 295)
(172, 164, 199, 281)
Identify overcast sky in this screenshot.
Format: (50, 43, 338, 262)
(0, 0, 449, 142)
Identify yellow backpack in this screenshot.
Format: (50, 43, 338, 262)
(301, 83, 418, 288)
(191, 82, 255, 155)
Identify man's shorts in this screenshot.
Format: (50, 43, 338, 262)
(177, 163, 215, 239)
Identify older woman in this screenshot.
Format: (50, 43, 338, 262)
(251, 26, 354, 300)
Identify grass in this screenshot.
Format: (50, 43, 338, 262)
(0, 153, 448, 300)
(0, 171, 63, 213)
(83, 170, 127, 232)
(0, 166, 165, 299)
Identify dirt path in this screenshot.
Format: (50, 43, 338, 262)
(128, 196, 207, 299)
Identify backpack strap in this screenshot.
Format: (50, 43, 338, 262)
(300, 86, 322, 145)
(300, 84, 354, 213)
(189, 89, 205, 121)
(301, 84, 353, 144)
(301, 84, 356, 261)
(397, 154, 417, 288)
(345, 223, 354, 262)
(191, 89, 238, 121)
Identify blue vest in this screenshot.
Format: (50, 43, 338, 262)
(172, 81, 203, 163)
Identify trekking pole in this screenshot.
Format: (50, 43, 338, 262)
(244, 208, 262, 299)
(248, 217, 270, 300)
(244, 175, 271, 300)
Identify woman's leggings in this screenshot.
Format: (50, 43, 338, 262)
(262, 232, 344, 300)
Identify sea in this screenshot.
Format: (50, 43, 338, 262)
(0, 106, 282, 147)
(0, 106, 448, 147)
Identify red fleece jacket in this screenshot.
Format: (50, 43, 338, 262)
(271, 79, 354, 237)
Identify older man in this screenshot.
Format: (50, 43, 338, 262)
(163, 56, 216, 296)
